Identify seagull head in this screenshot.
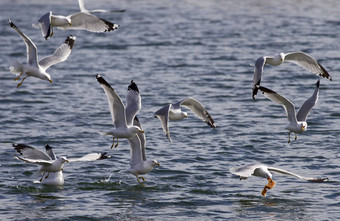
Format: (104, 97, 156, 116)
(301, 122, 307, 132)
(181, 111, 188, 119)
(279, 53, 285, 62)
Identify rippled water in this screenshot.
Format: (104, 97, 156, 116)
(0, 0, 339, 220)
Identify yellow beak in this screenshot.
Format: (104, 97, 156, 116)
(49, 79, 53, 83)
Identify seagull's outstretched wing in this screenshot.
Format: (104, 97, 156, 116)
(78, 0, 125, 13)
(267, 167, 328, 182)
(252, 57, 266, 99)
(33, 11, 52, 40)
(230, 164, 260, 179)
(127, 133, 143, 167)
(178, 97, 216, 128)
(13, 143, 52, 161)
(39, 35, 76, 70)
(154, 104, 172, 143)
(9, 19, 38, 66)
(60, 12, 119, 33)
(96, 74, 127, 128)
(68, 152, 110, 162)
(133, 116, 146, 161)
(45, 144, 57, 160)
(296, 80, 320, 122)
(125, 80, 141, 126)
(258, 86, 297, 125)
(284, 52, 332, 80)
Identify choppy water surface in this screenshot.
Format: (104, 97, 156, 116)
(0, 0, 339, 220)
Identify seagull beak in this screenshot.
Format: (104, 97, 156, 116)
(69, 22, 72, 26)
(156, 162, 160, 166)
(261, 178, 276, 197)
(49, 79, 53, 83)
(140, 130, 144, 133)
(66, 160, 69, 163)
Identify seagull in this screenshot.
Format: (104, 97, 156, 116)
(78, 0, 126, 13)
(230, 163, 328, 196)
(13, 143, 110, 185)
(8, 19, 75, 88)
(154, 97, 216, 143)
(252, 52, 332, 99)
(96, 74, 144, 149)
(33, 0, 119, 40)
(123, 116, 160, 186)
(257, 80, 320, 143)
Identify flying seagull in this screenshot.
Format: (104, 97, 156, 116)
(252, 52, 331, 99)
(78, 0, 126, 13)
(257, 80, 320, 143)
(8, 19, 75, 88)
(33, 1, 119, 40)
(230, 163, 328, 196)
(123, 116, 159, 186)
(13, 143, 110, 185)
(96, 74, 144, 148)
(154, 97, 216, 142)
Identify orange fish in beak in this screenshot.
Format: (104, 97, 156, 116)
(261, 178, 276, 196)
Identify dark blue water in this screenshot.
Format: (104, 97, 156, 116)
(0, 0, 339, 220)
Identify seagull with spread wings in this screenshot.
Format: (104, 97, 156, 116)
(8, 19, 75, 88)
(154, 97, 216, 143)
(13, 143, 110, 185)
(257, 80, 320, 143)
(252, 52, 331, 99)
(230, 163, 328, 196)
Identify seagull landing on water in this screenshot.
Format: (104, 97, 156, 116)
(230, 163, 328, 196)
(154, 97, 216, 143)
(33, 0, 119, 40)
(257, 80, 320, 143)
(8, 19, 75, 88)
(96, 74, 144, 149)
(13, 143, 110, 185)
(252, 51, 332, 99)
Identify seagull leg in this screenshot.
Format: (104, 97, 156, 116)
(288, 132, 291, 143)
(137, 176, 146, 186)
(295, 134, 297, 141)
(114, 138, 119, 148)
(14, 73, 23, 81)
(40, 172, 45, 182)
(50, 26, 54, 37)
(17, 76, 28, 88)
(45, 172, 50, 179)
(110, 137, 115, 149)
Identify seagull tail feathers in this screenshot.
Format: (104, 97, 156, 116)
(9, 61, 23, 76)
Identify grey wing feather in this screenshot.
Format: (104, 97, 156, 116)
(230, 164, 261, 179)
(39, 35, 76, 70)
(133, 116, 146, 161)
(252, 57, 266, 99)
(9, 19, 38, 67)
(154, 104, 172, 143)
(34, 12, 52, 40)
(296, 80, 319, 122)
(44, 144, 57, 160)
(179, 97, 216, 128)
(125, 81, 141, 126)
(127, 134, 143, 167)
(284, 52, 332, 80)
(258, 86, 297, 124)
(15, 156, 52, 166)
(68, 152, 110, 162)
(268, 167, 327, 182)
(13, 143, 52, 161)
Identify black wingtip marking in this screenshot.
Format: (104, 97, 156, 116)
(316, 79, 320, 88)
(8, 19, 16, 28)
(318, 62, 332, 81)
(252, 79, 261, 100)
(65, 35, 76, 49)
(45, 144, 52, 151)
(128, 80, 139, 93)
(100, 18, 119, 32)
(13, 143, 33, 154)
(99, 152, 111, 160)
(134, 115, 140, 123)
(258, 86, 277, 95)
(96, 74, 114, 90)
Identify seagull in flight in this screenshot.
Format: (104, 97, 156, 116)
(257, 80, 320, 143)
(8, 19, 75, 88)
(252, 52, 332, 99)
(230, 163, 328, 196)
(13, 143, 110, 185)
(154, 97, 216, 143)
(96, 74, 144, 149)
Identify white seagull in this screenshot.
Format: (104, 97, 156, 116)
(13, 143, 110, 185)
(258, 79, 320, 143)
(230, 163, 328, 196)
(8, 19, 75, 88)
(123, 116, 160, 186)
(78, 0, 126, 13)
(33, 0, 119, 40)
(154, 97, 216, 143)
(96, 74, 144, 148)
(252, 52, 332, 99)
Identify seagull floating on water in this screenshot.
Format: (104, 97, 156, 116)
(96, 74, 144, 149)
(230, 163, 328, 196)
(154, 97, 216, 142)
(257, 80, 320, 143)
(8, 19, 75, 88)
(252, 51, 332, 99)
(33, 0, 119, 40)
(13, 143, 110, 185)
